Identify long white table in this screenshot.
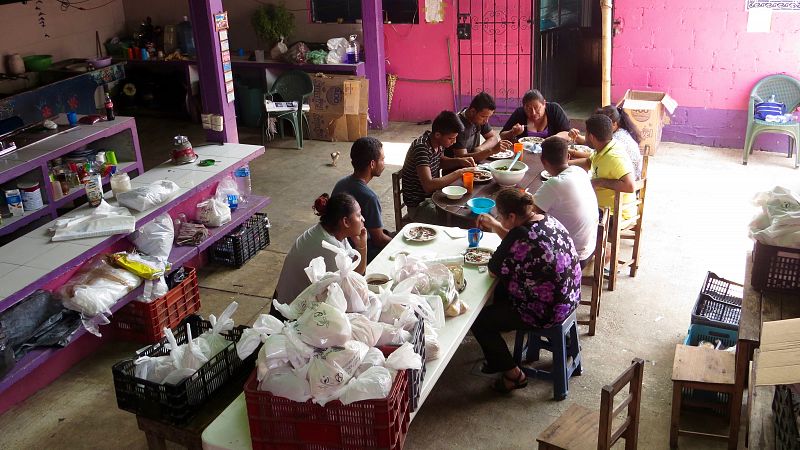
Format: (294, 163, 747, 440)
(201, 223, 501, 449)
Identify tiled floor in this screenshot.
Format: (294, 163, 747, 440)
(1, 116, 799, 449)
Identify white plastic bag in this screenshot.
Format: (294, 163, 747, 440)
(385, 342, 422, 371)
(215, 175, 240, 205)
(260, 364, 312, 402)
(197, 302, 238, 357)
(326, 38, 348, 64)
(130, 214, 174, 260)
(283, 322, 316, 369)
(424, 327, 440, 361)
(270, 36, 289, 59)
(296, 301, 352, 348)
(321, 241, 371, 313)
(134, 354, 175, 383)
(237, 314, 285, 360)
(376, 322, 410, 346)
(51, 200, 136, 241)
(750, 186, 800, 248)
(347, 313, 383, 347)
(307, 341, 368, 405)
(117, 180, 180, 212)
(196, 198, 231, 228)
(355, 347, 386, 376)
(422, 295, 446, 330)
(340, 366, 393, 405)
(179, 326, 210, 371)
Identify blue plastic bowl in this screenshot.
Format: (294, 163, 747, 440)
(467, 197, 495, 214)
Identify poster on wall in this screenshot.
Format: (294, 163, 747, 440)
(214, 12, 229, 31)
(746, 0, 800, 10)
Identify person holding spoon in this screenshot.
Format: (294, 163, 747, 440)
(471, 188, 581, 393)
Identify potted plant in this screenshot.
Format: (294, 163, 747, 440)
(251, 3, 295, 48)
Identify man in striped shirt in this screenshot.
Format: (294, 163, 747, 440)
(401, 110, 476, 224)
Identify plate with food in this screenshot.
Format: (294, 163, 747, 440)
(540, 170, 552, 181)
(473, 169, 493, 183)
(570, 144, 593, 153)
(488, 150, 515, 160)
(518, 136, 545, 144)
(464, 247, 494, 265)
(404, 226, 438, 242)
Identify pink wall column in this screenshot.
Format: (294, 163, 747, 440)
(611, 0, 800, 149)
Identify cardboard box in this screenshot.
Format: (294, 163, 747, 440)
(308, 112, 368, 142)
(754, 318, 800, 386)
(309, 74, 369, 115)
(617, 90, 678, 156)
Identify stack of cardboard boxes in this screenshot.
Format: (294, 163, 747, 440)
(307, 74, 369, 142)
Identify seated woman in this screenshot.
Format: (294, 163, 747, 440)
(568, 105, 644, 180)
(273, 193, 367, 305)
(500, 89, 572, 141)
(471, 188, 582, 393)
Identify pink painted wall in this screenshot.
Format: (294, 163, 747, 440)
(384, 0, 456, 122)
(611, 0, 800, 111)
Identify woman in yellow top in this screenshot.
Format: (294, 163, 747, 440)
(568, 114, 636, 219)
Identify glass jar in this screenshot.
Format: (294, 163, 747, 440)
(110, 172, 131, 197)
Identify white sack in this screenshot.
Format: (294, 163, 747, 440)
(340, 366, 393, 405)
(117, 180, 180, 212)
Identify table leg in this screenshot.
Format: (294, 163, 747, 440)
(728, 385, 741, 450)
(670, 381, 682, 449)
(143, 431, 168, 450)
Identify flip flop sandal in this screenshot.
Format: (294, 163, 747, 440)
(493, 370, 528, 394)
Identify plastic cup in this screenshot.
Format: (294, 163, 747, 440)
(462, 171, 474, 193)
(513, 142, 524, 161)
(66, 112, 78, 126)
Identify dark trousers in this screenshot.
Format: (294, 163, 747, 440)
(470, 286, 528, 372)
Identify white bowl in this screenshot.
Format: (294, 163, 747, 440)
(366, 273, 392, 293)
(488, 159, 529, 186)
(442, 185, 467, 200)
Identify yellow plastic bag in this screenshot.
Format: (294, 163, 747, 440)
(110, 252, 170, 280)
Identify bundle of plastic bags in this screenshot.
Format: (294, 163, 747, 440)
(57, 255, 142, 336)
(392, 254, 467, 318)
(117, 180, 180, 212)
(750, 186, 800, 248)
(326, 38, 348, 64)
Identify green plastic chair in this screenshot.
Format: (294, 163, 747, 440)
(261, 70, 313, 149)
(743, 74, 800, 167)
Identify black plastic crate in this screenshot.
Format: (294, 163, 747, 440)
(381, 314, 426, 413)
(690, 272, 744, 331)
(753, 240, 800, 294)
(112, 315, 257, 425)
(210, 213, 270, 268)
(773, 385, 800, 450)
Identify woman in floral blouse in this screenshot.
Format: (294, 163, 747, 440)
(471, 188, 582, 393)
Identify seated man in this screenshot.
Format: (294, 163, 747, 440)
(446, 92, 512, 162)
(401, 110, 476, 224)
(533, 136, 599, 267)
(332, 137, 392, 263)
(569, 114, 636, 219)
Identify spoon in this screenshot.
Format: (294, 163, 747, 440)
(506, 149, 522, 171)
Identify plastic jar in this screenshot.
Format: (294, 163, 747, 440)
(110, 172, 132, 197)
(17, 181, 44, 211)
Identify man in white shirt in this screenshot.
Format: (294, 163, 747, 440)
(533, 136, 599, 266)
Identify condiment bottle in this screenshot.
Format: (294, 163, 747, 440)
(104, 93, 115, 121)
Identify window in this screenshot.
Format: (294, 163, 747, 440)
(540, 0, 584, 31)
(311, 0, 419, 24)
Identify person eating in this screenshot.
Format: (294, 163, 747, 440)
(568, 114, 636, 220)
(274, 193, 367, 305)
(471, 188, 582, 393)
(500, 89, 571, 141)
(401, 110, 476, 224)
(568, 105, 644, 180)
(446, 92, 513, 162)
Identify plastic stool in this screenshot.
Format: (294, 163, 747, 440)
(513, 310, 582, 401)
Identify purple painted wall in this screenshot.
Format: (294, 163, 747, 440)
(612, 0, 800, 150)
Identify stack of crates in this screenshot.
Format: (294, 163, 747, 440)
(682, 271, 744, 413)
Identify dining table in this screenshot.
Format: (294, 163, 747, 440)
(200, 223, 502, 450)
(432, 152, 545, 224)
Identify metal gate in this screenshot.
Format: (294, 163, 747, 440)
(456, 0, 534, 119)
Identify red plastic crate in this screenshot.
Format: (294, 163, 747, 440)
(112, 267, 201, 343)
(244, 364, 410, 450)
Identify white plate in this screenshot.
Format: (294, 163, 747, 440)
(473, 169, 493, 183)
(570, 144, 593, 153)
(464, 247, 494, 265)
(540, 170, 552, 180)
(518, 136, 545, 144)
(488, 150, 515, 160)
(403, 226, 438, 242)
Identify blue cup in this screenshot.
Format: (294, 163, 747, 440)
(467, 228, 483, 248)
(66, 112, 78, 126)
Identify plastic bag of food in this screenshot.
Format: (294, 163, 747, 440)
(392, 254, 430, 288)
(296, 301, 351, 348)
(307, 49, 327, 65)
(260, 364, 312, 402)
(385, 342, 422, 371)
(270, 36, 288, 59)
(307, 341, 368, 406)
(58, 256, 142, 336)
(214, 175, 240, 205)
(445, 298, 469, 317)
(256, 334, 291, 382)
(376, 322, 410, 346)
(196, 198, 231, 228)
(134, 354, 175, 383)
(326, 38, 348, 64)
(426, 263, 459, 310)
(110, 252, 169, 280)
(139, 277, 169, 302)
(355, 346, 386, 376)
(422, 295, 446, 330)
(130, 214, 174, 261)
(424, 327, 440, 361)
(283, 322, 315, 369)
(379, 278, 436, 327)
(340, 366, 393, 405)
(750, 186, 800, 248)
(321, 241, 371, 312)
(347, 313, 383, 347)
(283, 41, 309, 64)
(117, 180, 180, 212)
(197, 302, 238, 357)
(237, 314, 285, 360)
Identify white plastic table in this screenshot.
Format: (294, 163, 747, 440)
(201, 223, 501, 450)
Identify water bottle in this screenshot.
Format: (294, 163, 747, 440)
(346, 34, 359, 64)
(176, 16, 196, 56)
(234, 165, 252, 202)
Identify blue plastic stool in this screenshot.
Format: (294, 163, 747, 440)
(512, 310, 582, 401)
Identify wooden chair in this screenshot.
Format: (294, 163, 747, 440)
(608, 156, 648, 291)
(391, 170, 410, 232)
(537, 358, 645, 449)
(669, 344, 739, 449)
(578, 207, 610, 336)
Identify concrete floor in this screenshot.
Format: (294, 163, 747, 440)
(1, 117, 799, 449)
